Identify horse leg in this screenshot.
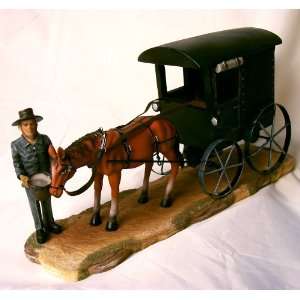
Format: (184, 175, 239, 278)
(90, 173, 103, 226)
(138, 162, 153, 204)
(106, 171, 121, 231)
(160, 151, 179, 208)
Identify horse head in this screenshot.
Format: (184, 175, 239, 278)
(49, 147, 76, 198)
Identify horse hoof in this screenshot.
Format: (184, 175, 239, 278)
(138, 192, 149, 204)
(90, 213, 102, 226)
(106, 217, 119, 231)
(160, 198, 172, 208)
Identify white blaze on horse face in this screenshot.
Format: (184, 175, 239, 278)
(49, 161, 68, 197)
(50, 171, 63, 197)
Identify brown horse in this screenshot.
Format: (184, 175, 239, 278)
(49, 116, 181, 231)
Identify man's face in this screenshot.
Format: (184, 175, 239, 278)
(19, 119, 38, 140)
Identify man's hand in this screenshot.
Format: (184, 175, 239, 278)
(20, 175, 30, 188)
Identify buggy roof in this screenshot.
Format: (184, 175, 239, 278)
(138, 27, 282, 69)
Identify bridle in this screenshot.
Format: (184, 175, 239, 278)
(50, 128, 107, 196)
(49, 161, 75, 193)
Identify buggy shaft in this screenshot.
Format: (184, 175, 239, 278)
(108, 159, 183, 163)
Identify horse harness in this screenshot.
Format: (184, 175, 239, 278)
(95, 99, 200, 168)
(114, 126, 133, 168)
(59, 99, 190, 196)
(113, 118, 177, 167)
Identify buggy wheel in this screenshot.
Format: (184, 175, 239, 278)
(245, 103, 291, 175)
(152, 153, 171, 176)
(198, 139, 244, 198)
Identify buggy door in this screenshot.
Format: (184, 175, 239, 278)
(212, 57, 244, 138)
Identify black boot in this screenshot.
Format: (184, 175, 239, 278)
(36, 229, 48, 244)
(46, 222, 63, 234)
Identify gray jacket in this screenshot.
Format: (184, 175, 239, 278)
(11, 134, 52, 178)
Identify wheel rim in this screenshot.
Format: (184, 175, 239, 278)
(199, 139, 244, 198)
(245, 103, 291, 175)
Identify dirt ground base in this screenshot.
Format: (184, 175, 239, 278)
(24, 154, 295, 281)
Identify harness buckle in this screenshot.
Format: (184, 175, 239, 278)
(100, 133, 107, 152)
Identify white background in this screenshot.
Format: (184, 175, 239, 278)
(0, 9, 300, 289)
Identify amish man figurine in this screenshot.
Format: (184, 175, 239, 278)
(11, 108, 62, 244)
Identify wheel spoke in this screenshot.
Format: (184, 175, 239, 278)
(213, 171, 224, 194)
(205, 167, 223, 175)
(259, 122, 271, 138)
(268, 118, 275, 168)
(214, 149, 224, 168)
(206, 162, 242, 184)
(249, 139, 270, 157)
(272, 138, 286, 154)
(223, 169, 232, 189)
(222, 146, 235, 188)
(273, 123, 289, 139)
(268, 151, 272, 168)
(246, 104, 291, 175)
(199, 139, 245, 197)
(226, 162, 243, 170)
(224, 145, 235, 168)
(258, 135, 269, 140)
(213, 149, 225, 194)
(212, 146, 235, 193)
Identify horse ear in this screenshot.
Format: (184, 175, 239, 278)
(57, 147, 66, 160)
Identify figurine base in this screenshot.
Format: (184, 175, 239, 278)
(24, 154, 295, 281)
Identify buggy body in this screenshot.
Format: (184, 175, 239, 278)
(138, 27, 291, 197)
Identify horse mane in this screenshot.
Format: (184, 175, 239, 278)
(65, 128, 104, 157)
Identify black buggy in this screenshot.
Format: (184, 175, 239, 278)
(138, 27, 291, 198)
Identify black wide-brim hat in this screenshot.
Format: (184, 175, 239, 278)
(11, 108, 43, 126)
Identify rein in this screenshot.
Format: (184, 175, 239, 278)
(64, 147, 105, 196)
(60, 129, 107, 196)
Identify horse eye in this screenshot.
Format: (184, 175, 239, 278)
(60, 168, 67, 175)
(60, 165, 72, 175)
(60, 166, 68, 175)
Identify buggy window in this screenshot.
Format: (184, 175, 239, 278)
(165, 66, 184, 92)
(216, 68, 239, 103)
(215, 57, 243, 104)
(163, 67, 206, 109)
(183, 68, 204, 101)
